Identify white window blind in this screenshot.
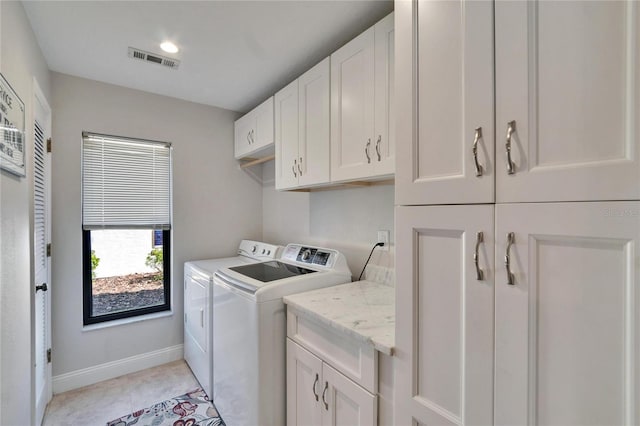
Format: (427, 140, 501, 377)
(82, 132, 172, 230)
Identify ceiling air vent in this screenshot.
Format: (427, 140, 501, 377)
(128, 47, 180, 70)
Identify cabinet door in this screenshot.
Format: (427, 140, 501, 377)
(331, 26, 375, 183)
(275, 81, 300, 190)
(395, 204, 495, 425)
(254, 96, 274, 150)
(287, 339, 323, 426)
(495, 202, 640, 425)
(298, 57, 331, 188)
(322, 363, 376, 426)
(395, 0, 495, 205)
(495, 1, 640, 202)
(373, 12, 395, 177)
(234, 113, 254, 159)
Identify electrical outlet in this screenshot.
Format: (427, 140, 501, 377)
(377, 230, 390, 251)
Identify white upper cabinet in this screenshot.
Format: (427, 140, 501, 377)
(234, 97, 274, 159)
(396, 0, 495, 205)
(331, 13, 394, 183)
(298, 58, 331, 188)
(397, 0, 640, 205)
(275, 58, 331, 191)
(275, 80, 300, 190)
(496, 1, 640, 203)
(373, 13, 395, 177)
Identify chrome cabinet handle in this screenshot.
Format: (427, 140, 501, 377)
(246, 131, 252, 145)
(365, 139, 371, 164)
(298, 157, 303, 175)
(322, 381, 329, 410)
(473, 127, 484, 177)
(292, 159, 297, 177)
(474, 232, 484, 281)
(375, 135, 381, 161)
(312, 373, 319, 402)
(505, 121, 516, 175)
(505, 232, 515, 285)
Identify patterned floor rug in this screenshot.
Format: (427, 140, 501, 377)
(107, 388, 225, 426)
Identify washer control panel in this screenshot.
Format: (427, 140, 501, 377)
(282, 244, 335, 268)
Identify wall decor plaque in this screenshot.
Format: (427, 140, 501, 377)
(0, 73, 26, 177)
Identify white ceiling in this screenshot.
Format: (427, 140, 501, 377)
(23, 0, 393, 113)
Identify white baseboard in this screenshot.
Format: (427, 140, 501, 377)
(52, 344, 183, 394)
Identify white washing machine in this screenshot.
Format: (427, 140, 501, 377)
(212, 243, 352, 426)
(183, 240, 280, 399)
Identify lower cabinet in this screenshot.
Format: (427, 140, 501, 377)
(286, 311, 378, 426)
(395, 201, 640, 425)
(287, 340, 376, 426)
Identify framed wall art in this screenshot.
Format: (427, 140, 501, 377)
(0, 73, 26, 177)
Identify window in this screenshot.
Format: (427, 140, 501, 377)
(82, 132, 172, 325)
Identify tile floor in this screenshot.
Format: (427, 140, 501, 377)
(43, 360, 200, 426)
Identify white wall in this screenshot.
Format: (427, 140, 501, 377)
(50, 72, 262, 378)
(261, 161, 395, 280)
(0, 1, 51, 424)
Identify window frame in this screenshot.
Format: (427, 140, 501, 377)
(82, 229, 171, 325)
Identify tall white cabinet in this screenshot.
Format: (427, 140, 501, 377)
(395, 1, 640, 425)
(397, 0, 640, 206)
(494, 202, 640, 425)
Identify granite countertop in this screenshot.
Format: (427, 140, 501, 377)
(283, 280, 395, 355)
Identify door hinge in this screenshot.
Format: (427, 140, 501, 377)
(47, 243, 51, 257)
(47, 138, 52, 153)
(47, 348, 52, 363)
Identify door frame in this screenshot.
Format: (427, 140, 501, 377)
(31, 76, 52, 425)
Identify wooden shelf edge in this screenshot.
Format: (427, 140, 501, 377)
(239, 155, 275, 169)
(288, 178, 394, 192)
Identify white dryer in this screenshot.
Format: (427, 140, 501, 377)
(183, 240, 280, 399)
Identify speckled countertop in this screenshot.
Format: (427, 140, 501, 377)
(283, 280, 395, 355)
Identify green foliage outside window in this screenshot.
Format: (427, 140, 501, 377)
(90, 250, 100, 279)
(146, 247, 164, 274)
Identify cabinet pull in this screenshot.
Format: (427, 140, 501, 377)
(312, 373, 319, 402)
(473, 127, 484, 177)
(322, 381, 329, 410)
(247, 131, 252, 145)
(200, 309, 204, 327)
(505, 232, 515, 285)
(474, 232, 484, 281)
(375, 135, 382, 161)
(365, 138, 371, 164)
(292, 159, 297, 177)
(505, 121, 516, 175)
(298, 157, 303, 175)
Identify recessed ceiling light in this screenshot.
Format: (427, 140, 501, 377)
(160, 41, 178, 54)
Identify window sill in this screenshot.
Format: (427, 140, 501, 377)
(82, 309, 173, 332)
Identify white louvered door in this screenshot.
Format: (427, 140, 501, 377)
(33, 83, 52, 425)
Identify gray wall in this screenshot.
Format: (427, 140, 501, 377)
(50, 72, 262, 376)
(261, 161, 395, 280)
(0, 1, 51, 424)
